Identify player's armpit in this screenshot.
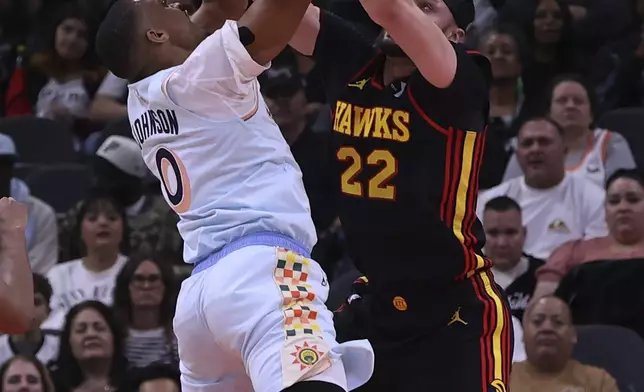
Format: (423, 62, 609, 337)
(237, 0, 313, 65)
(362, 0, 457, 88)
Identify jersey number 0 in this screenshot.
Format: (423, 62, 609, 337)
(337, 147, 398, 200)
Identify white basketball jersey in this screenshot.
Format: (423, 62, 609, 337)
(126, 21, 316, 264)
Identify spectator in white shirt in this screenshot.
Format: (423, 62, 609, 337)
(43, 193, 129, 330)
(0, 134, 58, 274)
(477, 117, 608, 259)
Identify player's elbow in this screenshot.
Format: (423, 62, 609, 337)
(418, 46, 457, 88)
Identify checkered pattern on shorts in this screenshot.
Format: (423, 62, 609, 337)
(274, 248, 322, 339)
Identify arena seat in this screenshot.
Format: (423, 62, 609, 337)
(597, 107, 644, 169)
(0, 116, 77, 163)
(25, 163, 93, 213)
(573, 324, 644, 392)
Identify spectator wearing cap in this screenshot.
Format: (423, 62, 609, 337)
(58, 136, 182, 263)
(477, 117, 607, 260)
(0, 133, 58, 274)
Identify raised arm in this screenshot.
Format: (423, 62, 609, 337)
(289, 4, 321, 56)
(360, 0, 457, 88)
(190, 0, 248, 33)
(0, 198, 34, 334)
(237, 0, 314, 65)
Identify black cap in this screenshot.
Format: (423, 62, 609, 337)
(444, 0, 475, 30)
(258, 66, 305, 98)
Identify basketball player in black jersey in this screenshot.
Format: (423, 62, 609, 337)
(290, 0, 512, 391)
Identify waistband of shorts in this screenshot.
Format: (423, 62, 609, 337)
(192, 232, 311, 275)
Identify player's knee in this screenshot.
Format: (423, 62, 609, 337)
(282, 380, 346, 392)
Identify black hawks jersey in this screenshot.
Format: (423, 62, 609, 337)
(313, 10, 492, 287)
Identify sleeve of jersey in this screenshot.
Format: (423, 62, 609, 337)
(407, 43, 491, 132)
(165, 20, 268, 121)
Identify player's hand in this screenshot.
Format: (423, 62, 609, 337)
(0, 197, 28, 234)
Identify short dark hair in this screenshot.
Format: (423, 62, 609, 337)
(519, 116, 565, 138)
(95, 0, 141, 80)
(484, 196, 521, 213)
(127, 363, 180, 391)
(33, 273, 52, 304)
(606, 169, 644, 191)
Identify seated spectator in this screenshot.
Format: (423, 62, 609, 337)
(43, 193, 128, 330)
(482, 196, 545, 320)
(0, 133, 57, 274)
(127, 364, 180, 392)
(0, 273, 59, 367)
(500, 0, 576, 106)
(58, 135, 182, 264)
(503, 75, 636, 187)
(27, 4, 104, 142)
(477, 24, 533, 189)
(477, 117, 607, 259)
(49, 301, 128, 392)
(511, 295, 619, 392)
(535, 169, 644, 297)
(0, 355, 54, 392)
(113, 253, 178, 368)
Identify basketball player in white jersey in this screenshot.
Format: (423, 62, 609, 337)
(95, 1, 374, 392)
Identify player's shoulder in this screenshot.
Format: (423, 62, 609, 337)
(452, 42, 492, 88)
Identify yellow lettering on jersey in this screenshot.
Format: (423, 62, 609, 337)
(353, 106, 375, 138)
(372, 108, 392, 139)
(392, 110, 410, 142)
(333, 101, 410, 143)
(338, 102, 352, 135)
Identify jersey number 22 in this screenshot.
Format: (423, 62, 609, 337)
(337, 146, 398, 200)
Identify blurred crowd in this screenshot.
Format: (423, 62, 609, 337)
(1, 0, 644, 390)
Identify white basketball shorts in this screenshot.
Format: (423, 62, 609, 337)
(173, 233, 374, 392)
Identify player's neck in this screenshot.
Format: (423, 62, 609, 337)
(83, 250, 119, 272)
(490, 79, 518, 106)
(383, 56, 416, 86)
(130, 307, 161, 331)
(141, 50, 191, 79)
